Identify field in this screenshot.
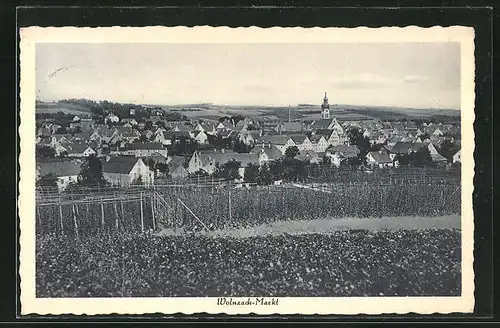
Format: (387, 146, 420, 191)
(35, 168, 462, 298)
(36, 101, 92, 115)
(36, 229, 461, 297)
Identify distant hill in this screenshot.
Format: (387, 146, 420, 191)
(36, 101, 93, 115)
(37, 99, 461, 123)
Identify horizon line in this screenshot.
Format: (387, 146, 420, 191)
(36, 98, 461, 112)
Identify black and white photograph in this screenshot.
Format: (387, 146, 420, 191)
(19, 26, 475, 315)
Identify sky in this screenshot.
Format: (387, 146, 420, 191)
(36, 43, 461, 109)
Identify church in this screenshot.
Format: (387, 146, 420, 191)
(321, 92, 331, 119)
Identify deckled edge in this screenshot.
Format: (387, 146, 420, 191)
(18, 25, 475, 316)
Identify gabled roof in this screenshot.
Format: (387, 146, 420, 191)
(288, 134, 308, 144)
(128, 142, 164, 150)
(367, 150, 392, 163)
(37, 160, 81, 177)
(310, 119, 334, 130)
(102, 156, 141, 174)
(165, 130, 191, 139)
(257, 135, 292, 145)
(309, 134, 326, 143)
(281, 122, 302, 131)
(253, 145, 283, 161)
(327, 145, 360, 158)
(68, 143, 93, 154)
(389, 142, 424, 154)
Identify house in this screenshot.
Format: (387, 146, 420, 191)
(453, 149, 461, 163)
(256, 135, 295, 154)
(67, 143, 96, 158)
(277, 122, 303, 134)
(326, 145, 360, 167)
(296, 150, 321, 164)
(192, 130, 208, 144)
(105, 113, 120, 124)
(122, 118, 138, 126)
(432, 128, 444, 136)
(252, 145, 283, 162)
(102, 156, 154, 186)
(308, 134, 329, 153)
(123, 142, 168, 158)
(187, 149, 262, 176)
(326, 130, 349, 146)
(216, 120, 234, 134)
(36, 160, 81, 191)
(72, 115, 81, 122)
(167, 156, 189, 179)
(238, 130, 261, 146)
(427, 143, 448, 163)
(366, 149, 394, 168)
(386, 142, 425, 160)
(289, 135, 312, 151)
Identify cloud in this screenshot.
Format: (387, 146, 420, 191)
(331, 73, 397, 89)
(403, 75, 429, 84)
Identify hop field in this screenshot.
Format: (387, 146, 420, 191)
(36, 229, 461, 297)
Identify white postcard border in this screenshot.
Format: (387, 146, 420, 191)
(19, 26, 475, 315)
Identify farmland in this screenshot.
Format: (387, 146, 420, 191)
(36, 229, 461, 297)
(35, 178, 461, 238)
(35, 169, 462, 298)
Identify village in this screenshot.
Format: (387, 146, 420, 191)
(35, 93, 461, 191)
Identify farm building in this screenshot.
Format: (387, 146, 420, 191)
(102, 156, 154, 186)
(36, 159, 81, 191)
(256, 135, 295, 154)
(188, 149, 263, 175)
(66, 143, 96, 158)
(122, 142, 168, 158)
(326, 145, 360, 167)
(427, 143, 448, 164)
(366, 149, 394, 168)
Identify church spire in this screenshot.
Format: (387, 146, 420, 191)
(321, 92, 330, 119)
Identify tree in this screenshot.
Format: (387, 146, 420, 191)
(284, 146, 300, 159)
(90, 103, 106, 124)
(243, 163, 260, 183)
(257, 163, 273, 185)
(215, 159, 241, 180)
(397, 147, 434, 167)
(156, 162, 169, 175)
(131, 176, 143, 185)
(438, 140, 459, 162)
(347, 127, 370, 154)
(36, 173, 58, 188)
(78, 154, 107, 186)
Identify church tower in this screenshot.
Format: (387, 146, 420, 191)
(321, 92, 330, 119)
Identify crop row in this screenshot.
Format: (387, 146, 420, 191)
(36, 181, 461, 237)
(36, 229, 461, 297)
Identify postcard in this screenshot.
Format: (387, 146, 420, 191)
(19, 26, 475, 315)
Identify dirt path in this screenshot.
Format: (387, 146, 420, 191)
(156, 215, 461, 239)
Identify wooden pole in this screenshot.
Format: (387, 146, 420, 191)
(150, 192, 156, 231)
(72, 203, 79, 238)
(100, 197, 105, 230)
(113, 196, 120, 230)
(228, 187, 232, 223)
(59, 202, 64, 236)
(140, 192, 144, 233)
